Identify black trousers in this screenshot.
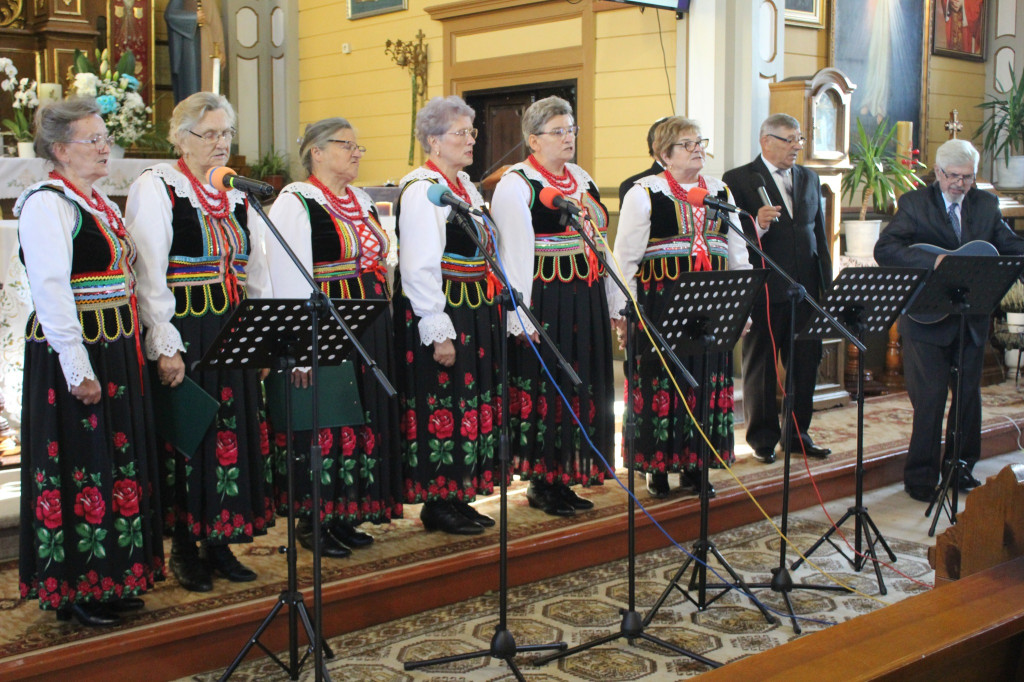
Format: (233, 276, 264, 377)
(742, 301, 822, 452)
(901, 328, 983, 488)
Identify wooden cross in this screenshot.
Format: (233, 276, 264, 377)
(945, 109, 963, 139)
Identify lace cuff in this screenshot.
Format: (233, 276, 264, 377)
(58, 344, 96, 389)
(145, 322, 186, 361)
(506, 311, 536, 337)
(417, 313, 456, 346)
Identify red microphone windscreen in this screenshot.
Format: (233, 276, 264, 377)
(683, 186, 708, 208)
(538, 186, 563, 211)
(207, 166, 236, 192)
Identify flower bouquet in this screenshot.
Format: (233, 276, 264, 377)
(67, 49, 152, 148)
(1, 57, 39, 144)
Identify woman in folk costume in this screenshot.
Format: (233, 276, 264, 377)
(126, 92, 272, 592)
(265, 117, 402, 557)
(490, 96, 613, 518)
(609, 116, 752, 498)
(394, 95, 502, 536)
(17, 97, 163, 627)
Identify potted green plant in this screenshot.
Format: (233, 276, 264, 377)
(977, 66, 1024, 189)
(250, 148, 288, 193)
(841, 118, 925, 258)
(1001, 279, 1024, 331)
(1, 57, 39, 158)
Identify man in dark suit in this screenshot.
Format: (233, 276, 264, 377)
(618, 117, 668, 204)
(874, 139, 1024, 502)
(723, 113, 833, 464)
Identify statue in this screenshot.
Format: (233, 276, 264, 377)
(165, 0, 226, 103)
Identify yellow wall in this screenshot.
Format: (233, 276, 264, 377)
(925, 56, 987, 166)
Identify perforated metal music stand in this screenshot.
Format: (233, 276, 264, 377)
(904, 255, 1024, 536)
(639, 268, 776, 627)
(791, 267, 927, 594)
(202, 297, 389, 682)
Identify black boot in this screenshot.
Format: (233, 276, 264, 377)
(327, 520, 374, 548)
(170, 536, 213, 592)
(681, 469, 715, 498)
(646, 472, 670, 498)
(526, 481, 575, 517)
(298, 518, 352, 558)
(554, 483, 594, 510)
(203, 543, 258, 582)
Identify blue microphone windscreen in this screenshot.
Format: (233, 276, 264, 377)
(426, 183, 452, 207)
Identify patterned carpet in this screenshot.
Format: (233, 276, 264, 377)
(182, 516, 933, 681)
(1, 380, 1022, 673)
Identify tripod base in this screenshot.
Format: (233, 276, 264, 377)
(641, 540, 775, 627)
(926, 458, 968, 536)
(219, 590, 334, 682)
(404, 625, 566, 681)
(791, 505, 897, 595)
(533, 607, 720, 669)
(749, 566, 851, 635)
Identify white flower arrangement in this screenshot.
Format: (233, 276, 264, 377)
(1, 57, 39, 143)
(67, 49, 152, 148)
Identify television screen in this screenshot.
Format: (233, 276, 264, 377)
(606, 0, 690, 12)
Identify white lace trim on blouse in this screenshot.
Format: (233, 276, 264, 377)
(149, 162, 247, 210)
(503, 161, 596, 201)
(417, 312, 457, 346)
(399, 167, 486, 208)
(145, 321, 186, 361)
(279, 181, 379, 216)
(13, 179, 122, 224)
(59, 344, 96, 388)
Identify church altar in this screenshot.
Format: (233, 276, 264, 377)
(0, 158, 175, 200)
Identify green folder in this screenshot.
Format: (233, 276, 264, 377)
(150, 373, 220, 459)
(264, 362, 365, 431)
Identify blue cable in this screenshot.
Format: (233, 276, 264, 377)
(479, 213, 832, 627)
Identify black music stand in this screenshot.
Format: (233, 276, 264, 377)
(205, 297, 389, 682)
(790, 267, 926, 594)
(904, 254, 1024, 536)
(637, 269, 775, 626)
(403, 211, 573, 681)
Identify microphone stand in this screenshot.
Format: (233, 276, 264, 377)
(722, 208, 863, 633)
(535, 207, 726, 670)
(219, 192, 396, 682)
(403, 206, 575, 681)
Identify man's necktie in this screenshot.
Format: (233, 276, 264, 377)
(949, 203, 962, 243)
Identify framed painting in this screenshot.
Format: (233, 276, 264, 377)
(348, 0, 407, 21)
(785, 0, 825, 29)
(931, 0, 986, 61)
(832, 0, 929, 153)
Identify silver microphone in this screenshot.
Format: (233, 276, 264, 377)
(754, 175, 778, 224)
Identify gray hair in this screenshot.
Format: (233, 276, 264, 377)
(33, 97, 102, 164)
(299, 117, 353, 175)
(759, 113, 801, 139)
(935, 139, 980, 173)
(168, 91, 236, 155)
(522, 95, 574, 147)
(415, 96, 475, 155)
(652, 116, 701, 162)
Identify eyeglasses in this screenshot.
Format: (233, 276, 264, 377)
(536, 126, 580, 138)
(445, 128, 479, 140)
(326, 139, 367, 153)
(189, 128, 236, 144)
(671, 138, 710, 152)
(67, 135, 115, 149)
(767, 133, 806, 145)
(939, 168, 974, 184)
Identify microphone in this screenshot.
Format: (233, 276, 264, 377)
(753, 174, 778, 223)
(682, 186, 747, 215)
(425, 183, 483, 216)
(538, 186, 581, 216)
(207, 166, 275, 199)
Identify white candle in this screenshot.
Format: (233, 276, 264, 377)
(38, 83, 62, 103)
(211, 58, 221, 95)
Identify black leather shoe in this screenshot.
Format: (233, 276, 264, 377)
(298, 519, 352, 558)
(451, 499, 496, 527)
(553, 483, 595, 510)
(327, 520, 374, 548)
(109, 596, 145, 612)
(526, 482, 575, 516)
(793, 442, 831, 458)
(646, 472, 670, 498)
(957, 472, 982, 491)
(170, 539, 213, 592)
(204, 544, 258, 582)
(421, 500, 485, 535)
(56, 602, 120, 627)
(905, 484, 935, 502)
(752, 448, 776, 464)
(681, 470, 715, 498)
